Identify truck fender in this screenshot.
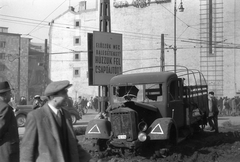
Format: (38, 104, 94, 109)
(85, 119, 111, 139)
(147, 118, 178, 140)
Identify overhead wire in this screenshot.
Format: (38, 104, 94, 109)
(0, 13, 202, 42)
(158, 2, 199, 31)
(28, 34, 77, 52)
(27, 0, 67, 35)
(1, 14, 239, 47)
(2, 18, 237, 52)
(1, 3, 240, 50)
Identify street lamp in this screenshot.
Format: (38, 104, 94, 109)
(174, 0, 184, 73)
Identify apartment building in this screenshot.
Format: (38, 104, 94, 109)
(0, 27, 29, 102)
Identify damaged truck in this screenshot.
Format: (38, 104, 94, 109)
(84, 66, 209, 157)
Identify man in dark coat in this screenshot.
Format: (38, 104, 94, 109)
(20, 80, 91, 162)
(0, 81, 19, 162)
(208, 91, 219, 133)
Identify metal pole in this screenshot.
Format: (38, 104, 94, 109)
(174, 0, 177, 73)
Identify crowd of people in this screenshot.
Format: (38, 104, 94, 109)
(207, 92, 240, 133)
(216, 96, 240, 116)
(73, 96, 99, 116)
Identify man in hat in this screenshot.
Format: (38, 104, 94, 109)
(0, 81, 19, 162)
(208, 91, 219, 133)
(20, 80, 91, 162)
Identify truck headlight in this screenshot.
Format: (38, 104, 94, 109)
(138, 121, 147, 132)
(138, 132, 147, 142)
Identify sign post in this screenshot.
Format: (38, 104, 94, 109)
(88, 0, 122, 113)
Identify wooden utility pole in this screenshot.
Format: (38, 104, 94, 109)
(161, 34, 165, 71)
(99, 0, 111, 113)
(18, 36, 21, 101)
(43, 39, 48, 94)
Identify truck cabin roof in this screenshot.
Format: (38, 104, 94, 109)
(110, 72, 178, 85)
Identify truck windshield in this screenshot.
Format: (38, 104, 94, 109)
(112, 83, 163, 104)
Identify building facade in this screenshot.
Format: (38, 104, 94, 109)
(49, 0, 240, 98)
(0, 27, 29, 102)
(0, 27, 50, 104)
(28, 42, 50, 100)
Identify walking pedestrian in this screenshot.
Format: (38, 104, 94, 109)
(0, 81, 19, 162)
(208, 91, 219, 133)
(222, 97, 230, 115)
(20, 80, 91, 162)
(231, 97, 237, 116)
(218, 97, 223, 115)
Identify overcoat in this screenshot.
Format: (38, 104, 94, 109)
(0, 101, 19, 162)
(20, 104, 91, 162)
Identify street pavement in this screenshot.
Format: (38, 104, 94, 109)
(218, 116, 240, 127)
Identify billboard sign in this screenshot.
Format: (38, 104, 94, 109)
(91, 31, 122, 85)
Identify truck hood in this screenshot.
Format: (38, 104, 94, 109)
(124, 101, 158, 112)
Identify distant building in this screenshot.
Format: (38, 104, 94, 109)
(0, 27, 50, 103)
(49, 1, 99, 100)
(28, 42, 50, 100)
(49, 0, 240, 98)
(0, 27, 29, 102)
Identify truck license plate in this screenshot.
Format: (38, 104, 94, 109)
(118, 135, 127, 139)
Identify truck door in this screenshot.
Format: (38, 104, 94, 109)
(168, 79, 185, 128)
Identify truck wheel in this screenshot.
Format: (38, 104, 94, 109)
(152, 126, 177, 158)
(16, 114, 27, 127)
(71, 115, 77, 124)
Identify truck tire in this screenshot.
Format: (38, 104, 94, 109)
(153, 125, 177, 158)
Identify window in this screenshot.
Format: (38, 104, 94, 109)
(145, 84, 163, 101)
(74, 53, 80, 60)
(169, 80, 180, 101)
(75, 70, 79, 75)
(0, 53, 5, 59)
(74, 37, 81, 45)
(112, 84, 144, 103)
(0, 41, 6, 48)
(75, 20, 80, 27)
(74, 68, 81, 77)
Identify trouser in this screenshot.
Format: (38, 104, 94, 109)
(208, 112, 219, 132)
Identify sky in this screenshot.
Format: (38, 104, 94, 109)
(0, 0, 80, 43)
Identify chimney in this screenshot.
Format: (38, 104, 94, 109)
(69, 6, 75, 11)
(0, 27, 8, 33)
(79, 1, 86, 11)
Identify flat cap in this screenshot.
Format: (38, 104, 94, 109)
(44, 80, 72, 96)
